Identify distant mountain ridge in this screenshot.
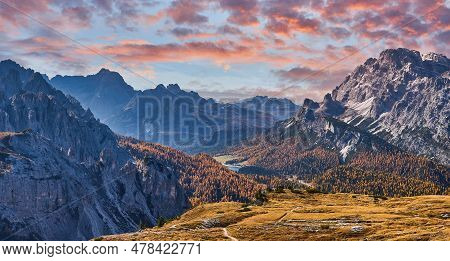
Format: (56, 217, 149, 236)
(50, 72, 299, 153)
(51, 68, 135, 121)
(234, 95, 299, 121)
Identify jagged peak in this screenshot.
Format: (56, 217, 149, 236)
(303, 98, 319, 109)
(421, 52, 449, 64)
(167, 83, 181, 91)
(0, 59, 21, 67)
(316, 93, 344, 117)
(363, 57, 377, 66)
(155, 84, 166, 90)
(378, 48, 423, 67)
(95, 68, 125, 80)
(22, 72, 56, 96)
(98, 68, 111, 74)
(0, 59, 30, 77)
(379, 48, 421, 59)
(377, 48, 449, 66)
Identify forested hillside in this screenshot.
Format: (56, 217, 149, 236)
(120, 138, 266, 205)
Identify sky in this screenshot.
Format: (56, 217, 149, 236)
(0, 0, 449, 103)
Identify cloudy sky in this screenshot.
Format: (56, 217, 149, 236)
(0, 0, 448, 102)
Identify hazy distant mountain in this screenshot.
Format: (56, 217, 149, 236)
(50, 68, 135, 121)
(0, 60, 189, 240)
(330, 48, 449, 165)
(109, 84, 279, 153)
(233, 95, 299, 121)
(50, 72, 298, 153)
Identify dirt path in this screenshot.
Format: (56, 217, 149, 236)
(275, 206, 300, 224)
(223, 228, 238, 241)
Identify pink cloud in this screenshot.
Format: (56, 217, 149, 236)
(275, 66, 326, 81)
(218, 0, 260, 26)
(262, 1, 322, 36)
(61, 6, 92, 28)
(217, 25, 243, 35)
(167, 0, 208, 24)
(169, 27, 217, 39)
(1, 0, 449, 102)
(95, 39, 292, 66)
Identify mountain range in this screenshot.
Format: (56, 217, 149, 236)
(227, 48, 449, 196)
(0, 47, 448, 240)
(50, 73, 298, 153)
(0, 60, 264, 240)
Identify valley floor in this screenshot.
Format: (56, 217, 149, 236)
(97, 191, 450, 241)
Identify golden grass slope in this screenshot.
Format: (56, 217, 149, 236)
(98, 191, 450, 241)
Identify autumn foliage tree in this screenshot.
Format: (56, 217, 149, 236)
(120, 137, 266, 205)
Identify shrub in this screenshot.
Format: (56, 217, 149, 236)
(156, 217, 167, 227)
(139, 219, 151, 230)
(306, 187, 320, 194)
(320, 224, 330, 230)
(238, 207, 251, 212)
(274, 186, 285, 193)
(254, 190, 268, 204)
(289, 188, 303, 194)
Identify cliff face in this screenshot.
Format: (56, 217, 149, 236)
(0, 60, 189, 240)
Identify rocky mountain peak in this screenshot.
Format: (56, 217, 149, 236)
(302, 98, 319, 109)
(95, 68, 126, 82)
(326, 48, 449, 165)
(421, 52, 449, 64)
(167, 83, 182, 92)
(316, 93, 344, 117)
(0, 59, 20, 68)
(50, 68, 135, 121)
(0, 59, 36, 83)
(98, 67, 111, 74)
(378, 48, 422, 68)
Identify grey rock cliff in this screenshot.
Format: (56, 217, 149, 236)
(0, 60, 189, 240)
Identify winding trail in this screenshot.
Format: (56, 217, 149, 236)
(223, 228, 238, 241)
(276, 206, 301, 224)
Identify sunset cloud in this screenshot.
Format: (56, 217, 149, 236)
(218, 0, 260, 26)
(275, 66, 326, 82)
(98, 39, 291, 65)
(0, 0, 448, 102)
(167, 0, 208, 25)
